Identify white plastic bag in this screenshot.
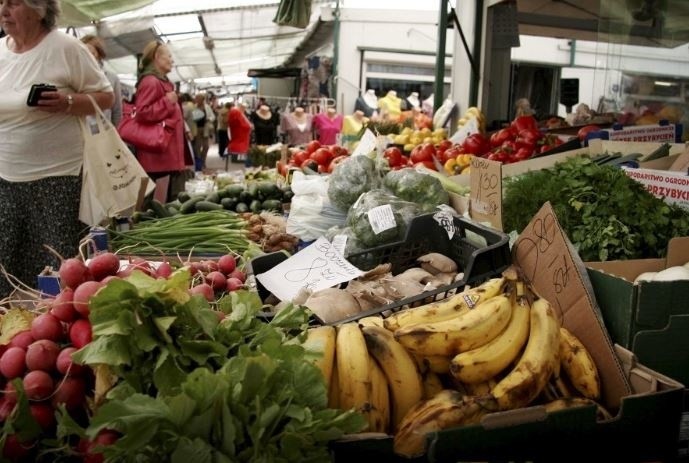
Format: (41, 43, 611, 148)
(79, 96, 155, 226)
(286, 172, 347, 241)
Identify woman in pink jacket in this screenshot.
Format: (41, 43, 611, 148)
(131, 40, 187, 200)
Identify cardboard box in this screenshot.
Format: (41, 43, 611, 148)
(586, 237, 689, 386)
(331, 346, 684, 462)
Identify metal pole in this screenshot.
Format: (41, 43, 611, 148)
(434, 0, 448, 112)
(332, 0, 341, 109)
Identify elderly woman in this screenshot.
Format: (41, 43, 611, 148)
(0, 0, 114, 298)
(131, 40, 186, 200)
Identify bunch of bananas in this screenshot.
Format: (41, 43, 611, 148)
(301, 268, 604, 458)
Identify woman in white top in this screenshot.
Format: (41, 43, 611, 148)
(0, 0, 114, 297)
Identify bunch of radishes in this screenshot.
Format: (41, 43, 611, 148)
(186, 254, 247, 302)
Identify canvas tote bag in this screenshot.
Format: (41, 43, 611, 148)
(79, 96, 155, 226)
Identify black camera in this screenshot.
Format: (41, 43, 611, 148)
(27, 83, 57, 107)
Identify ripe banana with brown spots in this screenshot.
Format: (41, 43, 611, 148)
(559, 326, 601, 400)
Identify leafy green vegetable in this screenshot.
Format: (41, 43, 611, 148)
(502, 156, 689, 261)
(383, 168, 449, 211)
(327, 155, 380, 212)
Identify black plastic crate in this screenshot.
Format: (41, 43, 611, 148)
(249, 213, 511, 324)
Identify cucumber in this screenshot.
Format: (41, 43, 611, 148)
(261, 199, 282, 212)
(205, 191, 220, 203)
(179, 196, 205, 214)
(195, 201, 224, 212)
(150, 199, 171, 218)
(221, 197, 238, 211)
(249, 199, 262, 213)
(246, 182, 259, 199)
(166, 205, 180, 216)
(235, 202, 249, 213)
(177, 191, 191, 202)
(238, 190, 252, 203)
(166, 199, 182, 209)
(224, 184, 245, 197)
(257, 182, 281, 200)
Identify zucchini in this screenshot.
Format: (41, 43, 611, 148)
(224, 184, 245, 197)
(249, 199, 262, 213)
(177, 191, 191, 202)
(257, 181, 281, 200)
(179, 196, 205, 214)
(166, 205, 180, 216)
(205, 191, 220, 203)
(221, 197, 238, 210)
(195, 201, 224, 212)
(235, 202, 249, 213)
(261, 199, 282, 212)
(166, 199, 182, 209)
(150, 199, 171, 218)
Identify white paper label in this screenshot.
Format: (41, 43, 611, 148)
(331, 234, 348, 255)
(367, 205, 396, 235)
(352, 129, 376, 157)
(433, 210, 456, 240)
(255, 237, 364, 302)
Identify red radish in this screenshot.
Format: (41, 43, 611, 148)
(129, 257, 153, 276)
(205, 271, 227, 291)
(2, 434, 31, 460)
(73, 280, 103, 318)
(88, 252, 120, 281)
(3, 383, 17, 402)
(226, 277, 243, 292)
(69, 319, 92, 349)
(228, 269, 246, 283)
(56, 347, 84, 376)
(8, 331, 34, 350)
(0, 347, 26, 379)
(0, 396, 16, 421)
(185, 262, 203, 276)
(155, 261, 173, 279)
(30, 313, 63, 342)
(189, 283, 214, 302)
(25, 340, 60, 372)
(59, 258, 89, 289)
(217, 254, 237, 275)
(101, 275, 120, 284)
(29, 402, 56, 431)
(50, 288, 77, 322)
(23, 370, 54, 400)
(51, 376, 86, 410)
(203, 260, 219, 273)
(82, 429, 119, 463)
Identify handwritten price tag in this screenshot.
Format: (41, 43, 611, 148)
(469, 156, 502, 230)
(512, 202, 631, 407)
(255, 237, 364, 302)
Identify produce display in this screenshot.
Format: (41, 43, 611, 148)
(502, 156, 689, 261)
(302, 269, 605, 458)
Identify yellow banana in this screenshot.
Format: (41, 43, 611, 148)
(301, 325, 336, 392)
(414, 354, 451, 375)
(358, 316, 385, 329)
(394, 295, 512, 357)
(491, 297, 560, 410)
(336, 323, 371, 416)
(543, 397, 613, 421)
(362, 325, 424, 431)
(462, 378, 498, 396)
(559, 327, 601, 400)
(422, 371, 444, 399)
(368, 357, 390, 433)
(328, 361, 339, 409)
(383, 277, 506, 331)
(393, 390, 498, 458)
(450, 289, 530, 384)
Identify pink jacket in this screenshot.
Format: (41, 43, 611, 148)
(132, 75, 185, 173)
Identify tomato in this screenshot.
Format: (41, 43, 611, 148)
(414, 160, 437, 171)
(511, 115, 538, 132)
(330, 145, 348, 157)
(383, 146, 403, 167)
(292, 150, 309, 165)
(462, 134, 489, 156)
(513, 147, 532, 162)
(440, 146, 462, 164)
(276, 161, 288, 177)
(489, 128, 516, 148)
(515, 128, 542, 151)
(399, 155, 410, 167)
(300, 159, 319, 172)
(310, 147, 332, 166)
(436, 139, 453, 156)
(486, 151, 506, 163)
(410, 143, 436, 163)
(327, 155, 348, 173)
(577, 125, 601, 142)
(305, 140, 321, 154)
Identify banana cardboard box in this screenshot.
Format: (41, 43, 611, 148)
(586, 236, 689, 386)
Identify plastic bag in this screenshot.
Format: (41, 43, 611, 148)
(383, 168, 449, 212)
(286, 172, 347, 241)
(327, 155, 382, 212)
(324, 225, 365, 257)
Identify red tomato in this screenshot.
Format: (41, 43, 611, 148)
(513, 147, 532, 162)
(410, 143, 436, 163)
(511, 115, 538, 132)
(486, 151, 506, 163)
(383, 146, 403, 167)
(292, 150, 309, 165)
(489, 128, 516, 148)
(462, 134, 489, 156)
(330, 145, 347, 157)
(414, 160, 437, 171)
(310, 147, 332, 166)
(436, 139, 452, 154)
(577, 125, 601, 142)
(440, 146, 462, 164)
(305, 140, 321, 154)
(327, 155, 348, 173)
(300, 159, 319, 172)
(515, 128, 542, 151)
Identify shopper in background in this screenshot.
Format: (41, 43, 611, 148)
(133, 40, 186, 200)
(0, 0, 114, 298)
(216, 101, 231, 157)
(227, 101, 252, 166)
(192, 92, 215, 170)
(80, 34, 122, 126)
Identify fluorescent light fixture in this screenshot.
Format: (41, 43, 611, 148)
(654, 80, 676, 86)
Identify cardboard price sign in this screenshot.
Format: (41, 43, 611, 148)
(512, 202, 630, 409)
(470, 156, 503, 230)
